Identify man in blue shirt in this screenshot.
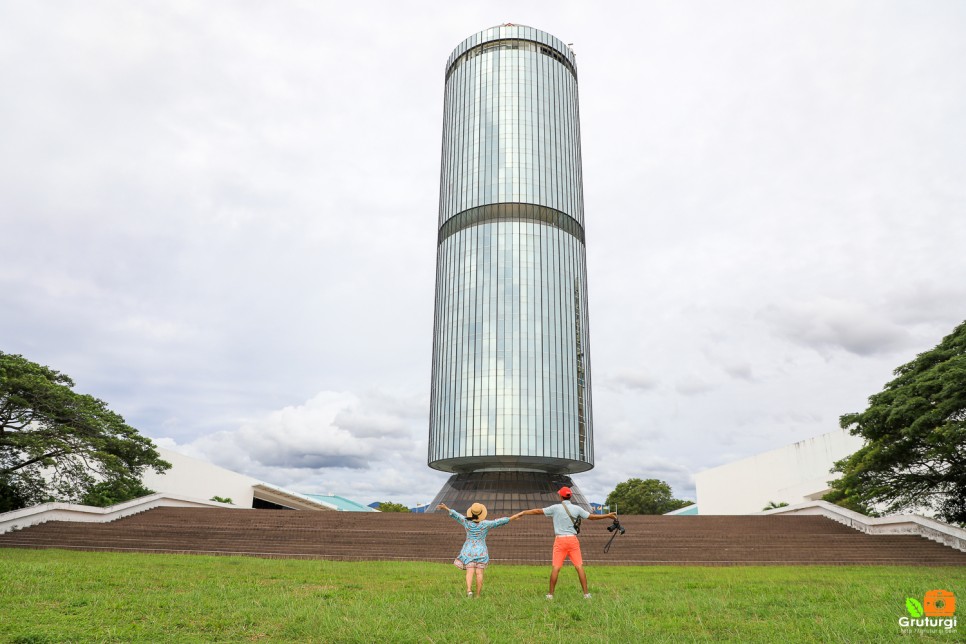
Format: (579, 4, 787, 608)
(518, 486, 617, 599)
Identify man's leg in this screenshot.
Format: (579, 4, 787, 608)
(549, 566, 562, 595)
(568, 540, 589, 596)
(574, 565, 589, 594)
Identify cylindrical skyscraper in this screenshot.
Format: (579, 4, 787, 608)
(429, 25, 594, 514)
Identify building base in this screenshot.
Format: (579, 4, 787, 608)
(428, 471, 589, 516)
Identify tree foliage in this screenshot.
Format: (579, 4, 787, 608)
(81, 479, 156, 508)
(762, 501, 790, 511)
(824, 321, 966, 525)
(0, 352, 171, 512)
(605, 478, 693, 515)
(377, 501, 410, 513)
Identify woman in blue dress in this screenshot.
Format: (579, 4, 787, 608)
(437, 502, 523, 597)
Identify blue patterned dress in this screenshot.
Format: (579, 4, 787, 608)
(448, 509, 510, 569)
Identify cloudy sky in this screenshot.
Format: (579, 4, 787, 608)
(2, 1, 964, 507)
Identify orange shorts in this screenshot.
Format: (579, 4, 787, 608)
(552, 535, 583, 567)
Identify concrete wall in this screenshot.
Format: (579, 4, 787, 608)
(695, 429, 864, 514)
(142, 447, 258, 508)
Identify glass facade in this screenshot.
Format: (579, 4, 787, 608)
(429, 25, 594, 476)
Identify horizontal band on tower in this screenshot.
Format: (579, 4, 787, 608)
(438, 203, 585, 245)
(445, 38, 577, 81)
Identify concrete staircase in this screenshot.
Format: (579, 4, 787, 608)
(2, 507, 964, 565)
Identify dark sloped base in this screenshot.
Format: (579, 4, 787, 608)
(428, 471, 589, 517)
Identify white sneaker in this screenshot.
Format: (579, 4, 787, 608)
(583, 593, 592, 599)
(546, 594, 554, 600)
(467, 591, 473, 597)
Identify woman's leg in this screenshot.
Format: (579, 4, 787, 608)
(465, 567, 474, 594)
(475, 567, 484, 596)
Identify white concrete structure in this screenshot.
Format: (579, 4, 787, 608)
(695, 429, 864, 515)
(766, 500, 966, 553)
(0, 492, 231, 535)
(142, 447, 336, 511)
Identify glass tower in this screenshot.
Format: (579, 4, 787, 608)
(428, 25, 594, 514)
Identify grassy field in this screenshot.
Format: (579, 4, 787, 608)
(0, 549, 962, 642)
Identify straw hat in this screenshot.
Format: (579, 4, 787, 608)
(466, 502, 487, 522)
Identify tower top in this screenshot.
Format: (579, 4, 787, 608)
(445, 24, 577, 76)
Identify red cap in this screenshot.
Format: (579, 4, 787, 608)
(557, 486, 572, 499)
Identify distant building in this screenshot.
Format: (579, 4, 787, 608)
(694, 429, 864, 514)
(302, 495, 377, 512)
(664, 504, 698, 516)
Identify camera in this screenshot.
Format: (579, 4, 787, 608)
(924, 589, 956, 617)
(606, 518, 625, 535)
(603, 517, 625, 553)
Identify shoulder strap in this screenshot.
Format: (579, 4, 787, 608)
(561, 501, 581, 533)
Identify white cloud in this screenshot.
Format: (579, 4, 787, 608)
(173, 392, 378, 469)
(157, 389, 441, 504)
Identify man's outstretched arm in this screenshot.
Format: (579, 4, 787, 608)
(587, 512, 617, 521)
(513, 508, 545, 519)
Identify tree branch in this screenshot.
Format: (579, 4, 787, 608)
(1, 449, 72, 474)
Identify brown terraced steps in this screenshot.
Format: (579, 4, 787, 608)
(2, 507, 965, 565)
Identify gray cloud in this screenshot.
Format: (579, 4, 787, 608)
(261, 453, 370, 470)
(722, 363, 754, 381)
(761, 299, 913, 357)
(675, 377, 716, 396)
(608, 372, 660, 392)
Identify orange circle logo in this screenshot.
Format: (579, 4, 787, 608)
(924, 590, 956, 617)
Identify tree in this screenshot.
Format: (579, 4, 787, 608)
(605, 478, 693, 515)
(81, 479, 156, 508)
(377, 502, 411, 513)
(824, 321, 966, 525)
(762, 501, 790, 511)
(0, 352, 171, 512)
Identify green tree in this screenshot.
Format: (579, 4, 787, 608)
(81, 479, 156, 508)
(762, 501, 790, 511)
(824, 321, 966, 525)
(377, 502, 410, 513)
(605, 478, 693, 515)
(0, 352, 171, 512)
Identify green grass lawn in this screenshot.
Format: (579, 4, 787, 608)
(1, 549, 962, 642)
